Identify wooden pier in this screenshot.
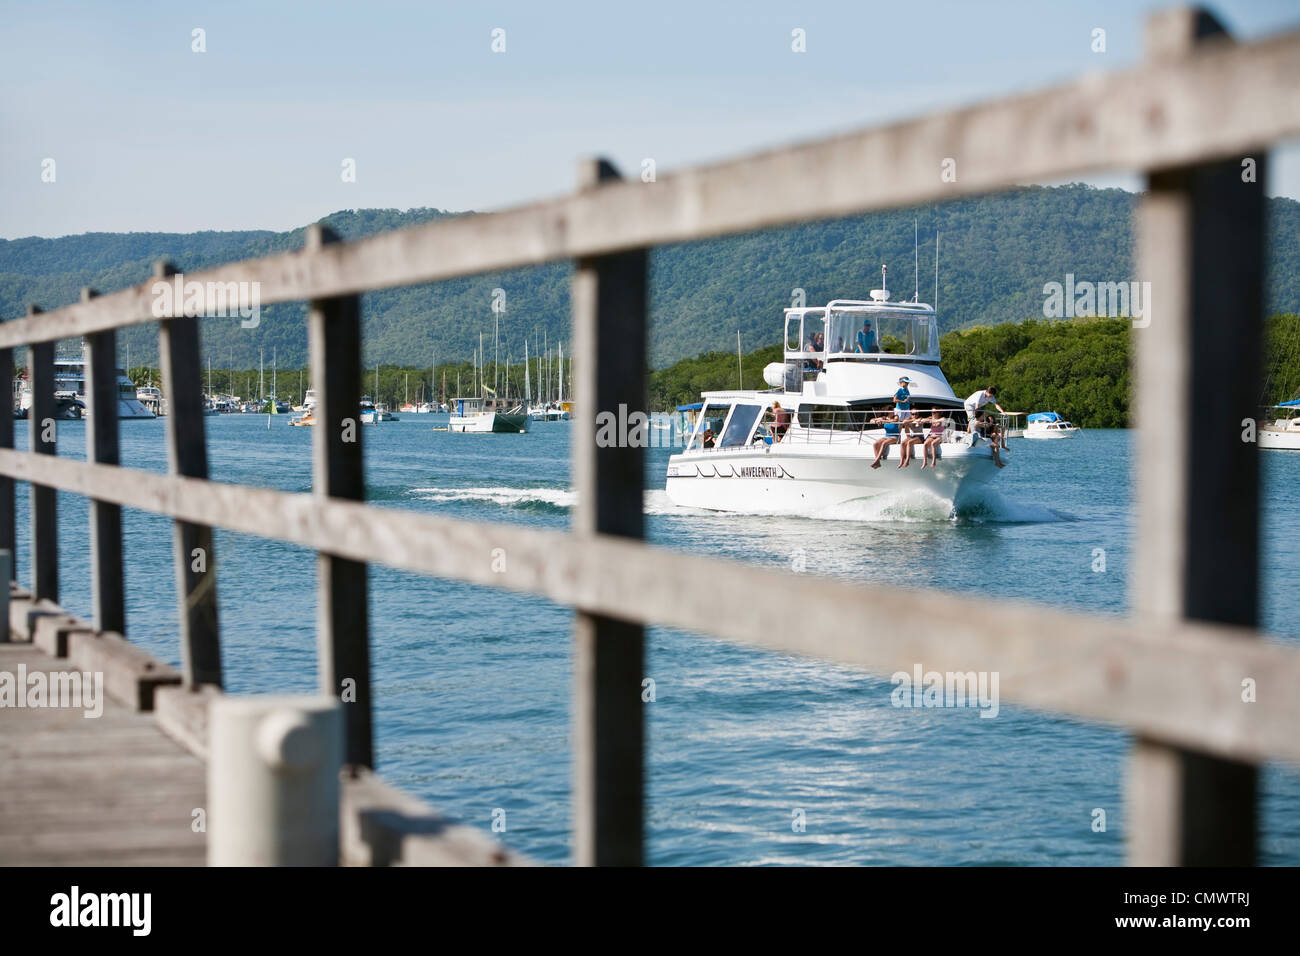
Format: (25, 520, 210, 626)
(2, 6, 1300, 866)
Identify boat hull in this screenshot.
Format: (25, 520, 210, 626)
(1259, 428, 1300, 450)
(665, 440, 1005, 514)
(449, 412, 529, 433)
(1024, 428, 1078, 439)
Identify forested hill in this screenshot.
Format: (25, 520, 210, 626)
(2, 186, 1297, 370)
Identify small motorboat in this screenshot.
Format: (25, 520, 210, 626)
(1024, 412, 1080, 439)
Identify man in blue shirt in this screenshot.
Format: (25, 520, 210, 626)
(856, 320, 880, 353)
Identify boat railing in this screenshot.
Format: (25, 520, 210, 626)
(0, 6, 1295, 866)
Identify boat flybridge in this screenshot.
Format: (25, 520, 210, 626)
(664, 283, 1009, 514)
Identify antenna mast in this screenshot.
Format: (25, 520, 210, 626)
(914, 217, 919, 302)
(934, 232, 940, 314)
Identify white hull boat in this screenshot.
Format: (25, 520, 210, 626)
(18, 356, 156, 419)
(449, 396, 529, 433)
(666, 275, 1009, 516)
(1259, 401, 1300, 449)
(1024, 412, 1079, 439)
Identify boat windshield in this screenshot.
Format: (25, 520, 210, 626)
(686, 401, 732, 450)
(719, 403, 762, 447)
(824, 307, 940, 361)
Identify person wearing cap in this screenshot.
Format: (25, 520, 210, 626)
(856, 320, 880, 354)
(893, 377, 912, 421)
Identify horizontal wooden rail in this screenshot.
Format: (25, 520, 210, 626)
(1, 448, 1296, 767)
(2, 25, 1299, 348)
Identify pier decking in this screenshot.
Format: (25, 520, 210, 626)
(0, 641, 205, 866)
(2, 6, 1300, 866)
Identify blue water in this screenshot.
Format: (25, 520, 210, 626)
(12, 418, 1300, 865)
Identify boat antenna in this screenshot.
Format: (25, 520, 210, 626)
(913, 217, 919, 302)
(934, 231, 940, 313)
(736, 330, 742, 389)
(881, 263, 887, 298)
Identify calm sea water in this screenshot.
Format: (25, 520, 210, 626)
(13, 417, 1300, 865)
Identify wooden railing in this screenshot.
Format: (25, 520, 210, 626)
(3, 6, 1299, 865)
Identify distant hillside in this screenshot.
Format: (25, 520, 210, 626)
(2, 186, 1297, 370)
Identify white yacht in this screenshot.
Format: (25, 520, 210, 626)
(665, 281, 1008, 514)
(1024, 412, 1080, 439)
(449, 396, 529, 433)
(18, 357, 156, 419)
(1259, 400, 1300, 450)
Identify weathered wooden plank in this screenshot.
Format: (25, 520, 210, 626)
(0, 448, 1297, 766)
(2, 26, 1299, 347)
(307, 224, 373, 771)
(84, 288, 127, 635)
(26, 313, 57, 603)
(1127, 7, 1264, 867)
(0, 336, 14, 580)
(156, 263, 222, 689)
(341, 770, 533, 866)
(572, 159, 646, 867)
(0, 644, 206, 866)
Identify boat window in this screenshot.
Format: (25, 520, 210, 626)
(796, 404, 870, 431)
(783, 309, 826, 359)
(785, 313, 803, 351)
(687, 402, 731, 450)
(719, 404, 761, 447)
(825, 309, 939, 360)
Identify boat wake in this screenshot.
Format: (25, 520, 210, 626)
(409, 486, 576, 513)
(408, 485, 1067, 524)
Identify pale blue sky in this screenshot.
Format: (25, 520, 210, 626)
(2, 0, 1297, 238)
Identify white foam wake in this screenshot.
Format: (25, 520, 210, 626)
(407, 485, 1066, 524)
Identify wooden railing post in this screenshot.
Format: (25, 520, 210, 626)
(84, 287, 126, 635)
(1128, 7, 1261, 865)
(307, 224, 373, 770)
(571, 158, 647, 866)
(27, 306, 57, 603)
(0, 319, 14, 580)
(156, 261, 222, 687)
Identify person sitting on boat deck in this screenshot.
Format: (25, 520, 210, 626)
(701, 427, 715, 449)
(893, 377, 913, 420)
(964, 386, 1005, 433)
(867, 411, 901, 469)
(920, 409, 949, 469)
(768, 401, 791, 442)
(897, 414, 928, 469)
(970, 411, 1007, 468)
(856, 320, 881, 354)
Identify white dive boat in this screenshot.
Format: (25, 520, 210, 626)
(1024, 412, 1079, 439)
(665, 281, 1009, 514)
(1259, 400, 1300, 450)
(18, 356, 156, 420)
(449, 396, 529, 433)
